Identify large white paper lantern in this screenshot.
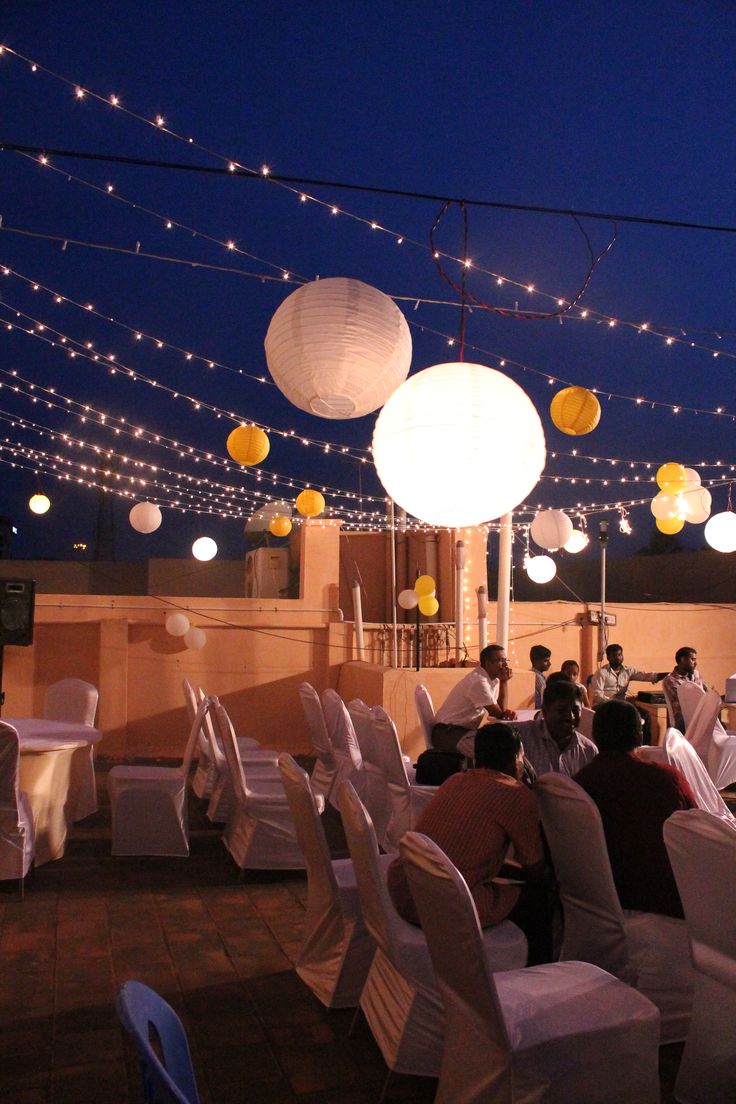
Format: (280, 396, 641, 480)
(192, 536, 217, 561)
(531, 509, 573, 551)
(29, 493, 51, 514)
(165, 612, 190, 637)
(705, 511, 736, 553)
(525, 555, 557, 583)
(372, 362, 545, 527)
(129, 501, 162, 533)
(680, 486, 712, 525)
(564, 529, 589, 553)
(264, 277, 412, 419)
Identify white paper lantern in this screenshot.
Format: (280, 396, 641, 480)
(265, 277, 412, 419)
(525, 555, 557, 583)
(129, 501, 162, 534)
(261, 499, 292, 517)
(530, 509, 573, 551)
(165, 612, 190, 637)
(184, 626, 207, 650)
(372, 362, 545, 527)
(650, 492, 680, 521)
(705, 511, 736, 553)
(680, 486, 712, 525)
(398, 588, 419, 610)
(564, 529, 589, 554)
(29, 493, 51, 514)
(192, 536, 217, 561)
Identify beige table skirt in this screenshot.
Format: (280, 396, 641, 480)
(19, 745, 84, 865)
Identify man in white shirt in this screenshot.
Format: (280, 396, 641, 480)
(432, 643, 515, 752)
(514, 680, 597, 777)
(590, 644, 668, 705)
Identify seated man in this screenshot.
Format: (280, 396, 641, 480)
(590, 642, 668, 741)
(387, 724, 552, 963)
(663, 646, 707, 732)
(574, 699, 696, 918)
(530, 644, 552, 709)
(432, 643, 515, 753)
(512, 679, 597, 777)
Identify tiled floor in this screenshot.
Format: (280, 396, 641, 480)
(0, 761, 684, 1103)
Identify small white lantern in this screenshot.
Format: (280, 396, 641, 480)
(397, 588, 419, 610)
(265, 277, 412, 418)
(165, 612, 190, 637)
(525, 555, 557, 583)
(129, 501, 162, 534)
(530, 509, 573, 551)
(184, 626, 207, 650)
(564, 529, 589, 554)
(192, 536, 217, 561)
(705, 511, 736, 553)
(372, 362, 545, 527)
(29, 493, 51, 515)
(680, 486, 712, 525)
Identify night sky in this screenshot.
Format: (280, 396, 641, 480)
(1, 1, 734, 570)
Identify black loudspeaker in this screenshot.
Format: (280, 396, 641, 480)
(0, 578, 36, 646)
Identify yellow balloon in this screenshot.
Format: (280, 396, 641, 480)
(656, 461, 686, 494)
(550, 386, 601, 436)
(414, 574, 436, 598)
(418, 595, 439, 616)
(295, 489, 325, 517)
(227, 425, 270, 466)
(656, 516, 684, 535)
(268, 515, 292, 537)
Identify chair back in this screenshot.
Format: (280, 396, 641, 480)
(322, 690, 363, 770)
(44, 678, 98, 726)
(299, 683, 336, 769)
(116, 980, 200, 1104)
(182, 680, 210, 760)
(677, 679, 708, 730)
(662, 728, 734, 821)
(414, 685, 435, 749)
(196, 687, 226, 770)
(369, 706, 411, 789)
(278, 753, 338, 900)
(578, 706, 595, 740)
(681, 685, 721, 762)
(536, 773, 631, 980)
(661, 681, 678, 728)
(212, 700, 248, 801)
(347, 699, 381, 768)
(0, 722, 22, 832)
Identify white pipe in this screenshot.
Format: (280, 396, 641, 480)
(387, 498, 398, 669)
(351, 581, 365, 661)
(476, 584, 488, 652)
(496, 512, 513, 651)
(454, 540, 466, 661)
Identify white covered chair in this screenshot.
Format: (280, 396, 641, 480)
(44, 677, 99, 821)
(0, 722, 35, 896)
(414, 684, 435, 750)
(347, 699, 394, 846)
(678, 681, 736, 789)
(400, 830, 660, 1104)
(338, 780, 527, 1085)
(215, 700, 310, 871)
(321, 689, 366, 810)
(184, 679, 261, 799)
(368, 706, 436, 853)
(108, 697, 206, 857)
(578, 705, 595, 740)
(665, 809, 736, 1104)
(648, 728, 735, 822)
(278, 753, 388, 1008)
(536, 772, 694, 1043)
(299, 682, 338, 802)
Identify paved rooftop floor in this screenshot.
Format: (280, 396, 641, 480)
(0, 761, 685, 1103)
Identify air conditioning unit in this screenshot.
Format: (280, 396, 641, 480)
(245, 547, 289, 598)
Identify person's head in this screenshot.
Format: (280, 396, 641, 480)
(560, 659, 580, 682)
(675, 647, 697, 676)
(480, 643, 508, 680)
(606, 643, 624, 669)
(530, 645, 552, 673)
(546, 670, 573, 686)
(592, 699, 643, 752)
(474, 723, 523, 778)
(541, 680, 582, 750)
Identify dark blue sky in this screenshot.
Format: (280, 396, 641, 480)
(1, 0, 734, 564)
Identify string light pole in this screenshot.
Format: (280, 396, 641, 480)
(598, 520, 609, 662)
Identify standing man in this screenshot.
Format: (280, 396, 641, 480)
(514, 679, 598, 778)
(663, 647, 707, 732)
(432, 643, 515, 753)
(530, 645, 552, 709)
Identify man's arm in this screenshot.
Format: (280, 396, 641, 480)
(630, 669, 669, 683)
(494, 668, 516, 720)
(589, 668, 608, 705)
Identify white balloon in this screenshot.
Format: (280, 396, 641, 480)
(192, 536, 217, 561)
(564, 529, 589, 553)
(129, 501, 162, 533)
(650, 492, 680, 521)
(165, 612, 190, 637)
(184, 627, 206, 650)
(705, 511, 736, 553)
(530, 509, 573, 551)
(683, 467, 701, 492)
(525, 555, 557, 583)
(680, 486, 712, 525)
(398, 588, 419, 610)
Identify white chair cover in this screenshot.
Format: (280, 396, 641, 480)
(278, 753, 385, 1008)
(321, 689, 365, 810)
(43, 678, 99, 820)
(661, 728, 735, 822)
(184, 679, 260, 799)
(414, 684, 435, 750)
(662, 680, 679, 728)
(338, 780, 527, 1079)
(0, 722, 35, 882)
(578, 706, 595, 740)
(536, 772, 694, 1043)
(216, 700, 310, 870)
(298, 683, 337, 802)
(347, 700, 393, 846)
(369, 706, 436, 853)
(665, 810, 736, 1104)
(108, 697, 206, 857)
(400, 830, 660, 1104)
(678, 682, 736, 789)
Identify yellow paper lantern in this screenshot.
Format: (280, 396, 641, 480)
(656, 516, 684, 535)
(418, 595, 439, 616)
(295, 489, 325, 517)
(414, 574, 436, 598)
(268, 515, 292, 538)
(656, 462, 687, 494)
(226, 425, 270, 466)
(550, 386, 601, 436)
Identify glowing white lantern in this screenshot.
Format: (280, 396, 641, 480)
(372, 362, 545, 527)
(165, 612, 190, 637)
(184, 626, 207, 650)
(564, 529, 589, 553)
(680, 486, 712, 525)
(129, 501, 162, 534)
(29, 493, 51, 515)
(525, 555, 557, 583)
(192, 537, 217, 561)
(705, 511, 736, 553)
(398, 588, 419, 610)
(530, 509, 573, 551)
(650, 492, 680, 521)
(265, 277, 412, 418)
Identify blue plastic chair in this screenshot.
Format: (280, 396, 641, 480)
(116, 981, 200, 1104)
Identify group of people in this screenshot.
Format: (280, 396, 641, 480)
(387, 640, 705, 963)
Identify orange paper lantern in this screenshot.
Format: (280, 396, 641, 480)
(226, 425, 270, 466)
(550, 386, 601, 436)
(295, 489, 325, 517)
(268, 515, 292, 538)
